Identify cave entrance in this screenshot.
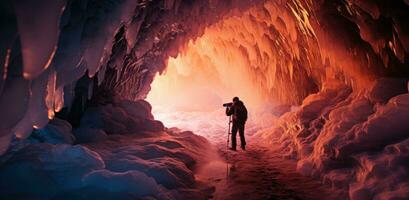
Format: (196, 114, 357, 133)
(146, 13, 279, 143)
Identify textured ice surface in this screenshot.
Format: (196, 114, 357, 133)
(80, 100, 164, 135)
(0, 144, 105, 197)
(257, 80, 409, 199)
(0, 100, 213, 199)
(83, 169, 170, 198)
(2, 0, 409, 156)
(14, 0, 65, 79)
(30, 118, 75, 144)
(0, 101, 212, 199)
(74, 128, 108, 143)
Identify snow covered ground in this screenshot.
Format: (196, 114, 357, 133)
(1, 78, 408, 200)
(150, 104, 342, 200)
(150, 105, 274, 145)
(0, 97, 342, 200)
(0, 100, 216, 200)
(150, 77, 409, 200)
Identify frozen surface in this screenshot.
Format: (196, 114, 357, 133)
(208, 144, 341, 200)
(0, 144, 105, 197)
(0, 100, 214, 199)
(80, 100, 164, 135)
(74, 128, 108, 143)
(150, 102, 341, 200)
(30, 118, 75, 144)
(257, 80, 409, 199)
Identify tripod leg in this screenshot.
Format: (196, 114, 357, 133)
(227, 126, 230, 148)
(227, 116, 232, 149)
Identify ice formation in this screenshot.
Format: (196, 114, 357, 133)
(1, 0, 409, 199)
(0, 100, 214, 199)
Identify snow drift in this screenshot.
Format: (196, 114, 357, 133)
(0, 100, 214, 199)
(257, 81, 409, 199)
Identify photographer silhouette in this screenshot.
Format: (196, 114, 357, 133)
(225, 97, 248, 151)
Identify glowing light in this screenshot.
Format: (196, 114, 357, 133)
(147, 0, 383, 138)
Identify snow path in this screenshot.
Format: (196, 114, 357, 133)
(152, 109, 343, 199)
(196, 141, 341, 200)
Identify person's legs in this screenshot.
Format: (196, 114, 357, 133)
(231, 123, 238, 150)
(239, 123, 246, 150)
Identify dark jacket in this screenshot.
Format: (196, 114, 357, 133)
(226, 101, 248, 125)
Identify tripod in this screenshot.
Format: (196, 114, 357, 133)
(226, 115, 232, 178)
(226, 115, 232, 149)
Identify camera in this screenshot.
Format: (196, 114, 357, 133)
(223, 102, 233, 107)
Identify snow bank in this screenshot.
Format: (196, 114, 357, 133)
(0, 144, 104, 197)
(80, 100, 164, 135)
(30, 118, 75, 144)
(258, 79, 409, 199)
(350, 138, 409, 200)
(0, 100, 213, 199)
(74, 128, 108, 143)
(83, 169, 170, 199)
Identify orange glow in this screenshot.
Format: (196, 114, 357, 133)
(147, 39, 271, 113)
(147, 1, 379, 132)
(146, 3, 317, 129)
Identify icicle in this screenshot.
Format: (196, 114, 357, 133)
(11, 68, 51, 140)
(64, 83, 75, 112)
(0, 49, 11, 96)
(54, 87, 64, 112)
(14, 0, 66, 79)
(46, 70, 57, 119)
(3, 49, 10, 81)
(88, 80, 94, 100)
(97, 64, 107, 86)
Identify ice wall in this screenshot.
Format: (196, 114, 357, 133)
(0, 0, 267, 155)
(141, 1, 409, 199)
(257, 80, 409, 199)
(148, 0, 409, 106)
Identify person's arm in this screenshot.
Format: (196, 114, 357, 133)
(226, 106, 234, 116)
(243, 105, 248, 122)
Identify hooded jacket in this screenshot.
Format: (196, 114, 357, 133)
(226, 100, 248, 125)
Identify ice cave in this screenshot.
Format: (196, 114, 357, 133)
(1, 0, 409, 199)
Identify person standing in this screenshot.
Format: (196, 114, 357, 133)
(226, 97, 248, 151)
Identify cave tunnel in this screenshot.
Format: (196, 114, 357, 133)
(1, 0, 409, 199)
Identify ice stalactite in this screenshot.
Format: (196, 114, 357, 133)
(0, 0, 267, 158)
(147, 1, 409, 199)
(14, 0, 66, 80)
(0, 0, 167, 154)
